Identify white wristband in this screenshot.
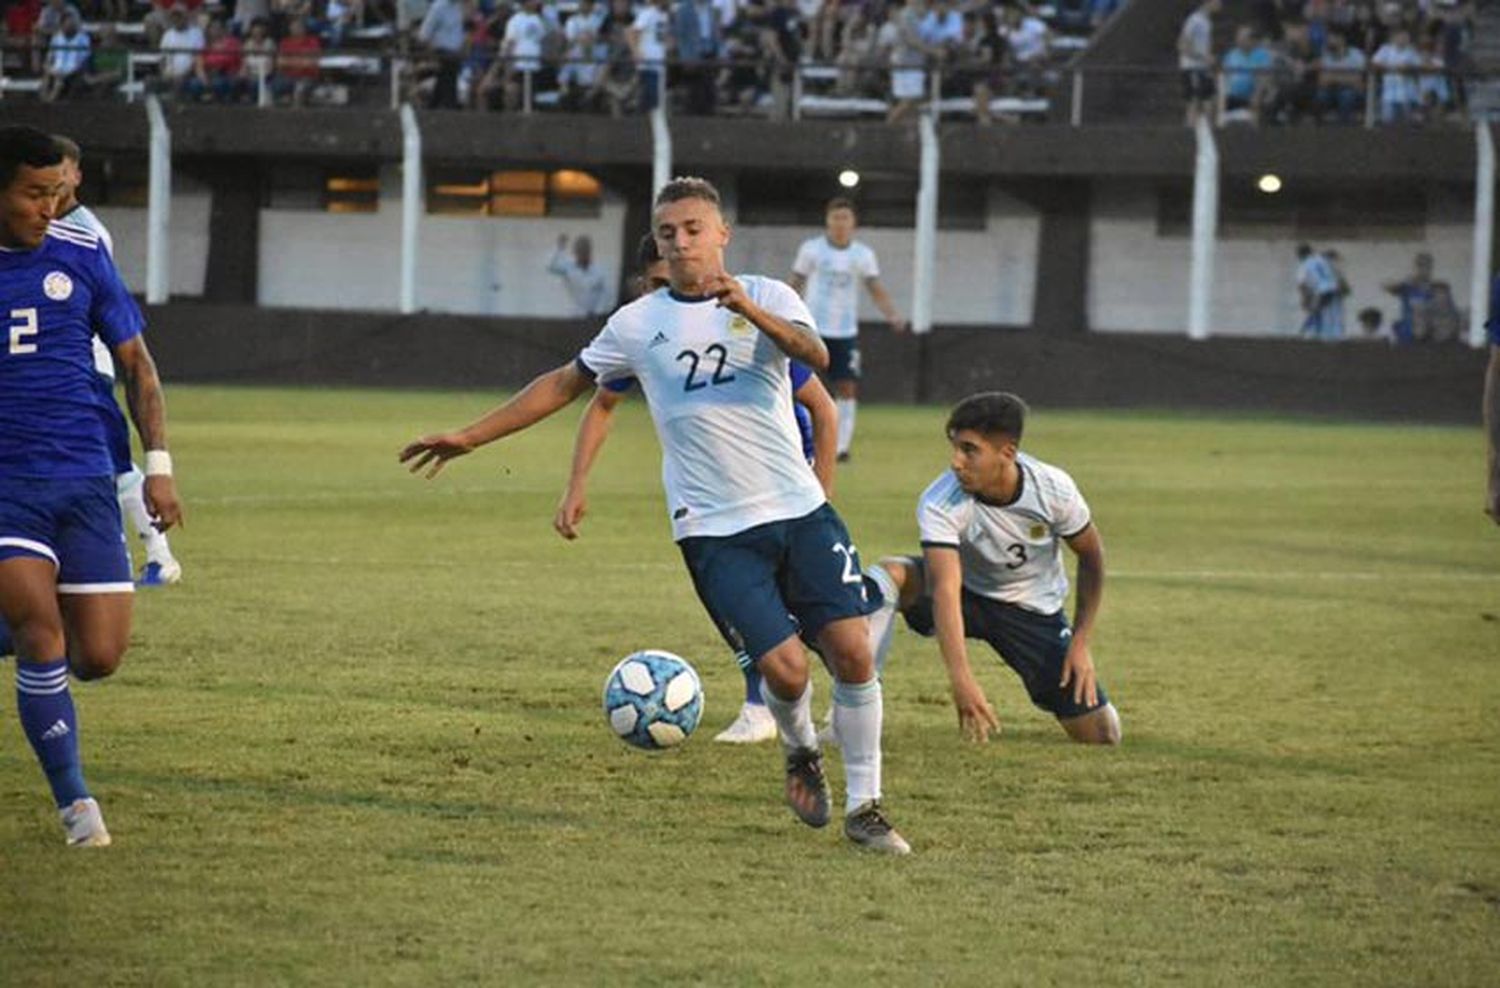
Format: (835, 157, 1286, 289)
(144, 450, 173, 477)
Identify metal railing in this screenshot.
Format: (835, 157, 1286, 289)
(5, 42, 1498, 128)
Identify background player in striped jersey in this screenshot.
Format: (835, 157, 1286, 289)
(53, 136, 183, 586)
(0, 126, 184, 846)
(553, 232, 839, 745)
(789, 197, 906, 462)
(868, 392, 1121, 745)
(403, 177, 910, 853)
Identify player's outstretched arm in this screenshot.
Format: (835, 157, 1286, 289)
(864, 277, 908, 333)
(1062, 524, 1105, 708)
(113, 336, 184, 532)
(555, 388, 625, 540)
(1485, 346, 1499, 525)
(925, 545, 1000, 742)
(704, 272, 829, 371)
(401, 361, 593, 479)
(794, 374, 838, 499)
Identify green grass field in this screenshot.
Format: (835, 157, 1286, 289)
(2, 385, 1498, 986)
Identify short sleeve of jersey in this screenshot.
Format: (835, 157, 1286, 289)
(788, 360, 812, 391)
(755, 277, 817, 334)
(791, 239, 815, 277)
(604, 375, 636, 394)
(917, 477, 965, 548)
(1042, 465, 1092, 539)
(88, 246, 145, 347)
(576, 318, 632, 384)
(857, 243, 880, 279)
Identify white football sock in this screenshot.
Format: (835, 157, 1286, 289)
(833, 677, 883, 814)
(864, 564, 900, 678)
(759, 677, 817, 752)
(117, 466, 174, 565)
(835, 398, 856, 455)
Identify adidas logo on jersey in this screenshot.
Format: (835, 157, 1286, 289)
(41, 719, 71, 741)
(648, 331, 670, 349)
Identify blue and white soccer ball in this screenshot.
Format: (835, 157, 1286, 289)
(602, 650, 704, 750)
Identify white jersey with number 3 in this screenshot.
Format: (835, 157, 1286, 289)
(577, 275, 826, 540)
(791, 236, 879, 340)
(917, 453, 1092, 615)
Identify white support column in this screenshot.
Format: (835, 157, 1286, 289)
(651, 106, 672, 198)
(912, 109, 940, 334)
(399, 103, 422, 315)
(145, 96, 171, 305)
(1187, 114, 1219, 341)
(1469, 122, 1495, 349)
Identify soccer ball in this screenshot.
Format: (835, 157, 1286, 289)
(602, 650, 704, 750)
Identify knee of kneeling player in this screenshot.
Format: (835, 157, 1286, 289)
(1064, 704, 1121, 745)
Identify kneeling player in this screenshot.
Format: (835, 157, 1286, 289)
(872, 392, 1121, 745)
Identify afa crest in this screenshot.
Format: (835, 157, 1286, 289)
(728, 315, 752, 335)
(1028, 523, 1047, 540)
(43, 271, 73, 301)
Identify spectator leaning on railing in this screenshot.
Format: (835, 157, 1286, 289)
(1315, 29, 1366, 123)
(1178, 0, 1221, 127)
(628, 0, 672, 112)
(418, 0, 466, 108)
(157, 4, 206, 96)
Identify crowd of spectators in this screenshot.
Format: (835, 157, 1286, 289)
(1181, 0, 1479, 127)
(0, 0, 1119, 116)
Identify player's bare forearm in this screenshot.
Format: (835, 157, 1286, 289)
(567, 390, 622, 496)
(114, 337, 169, 452)
(463, 362, 592, 448)
(750, 305, 828, 371)
(797, 378, 838, 498)
(1066, 525, 1105, 642)
(866, 279, 906, 330)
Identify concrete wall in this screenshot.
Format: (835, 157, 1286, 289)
(1090, 179, 1476, 336)
(94, 191, 212, 298)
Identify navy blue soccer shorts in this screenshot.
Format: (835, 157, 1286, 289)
(822, 337, 861, 382)
(95, 374, 133, 476)
(899, 556, 1108, 719)
(678, 503, 880, 662)
(0, 476, 134, 594)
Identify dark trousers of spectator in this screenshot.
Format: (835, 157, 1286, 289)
(1316, 84, 1361, 124)
(682, 61, 717, 115)
(431, 53, 461, 109)
(638, 68, 662, 112)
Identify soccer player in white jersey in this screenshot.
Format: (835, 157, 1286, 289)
(403, 177, 910, 853)
(0, 126, 184, 845)
(789, 197, 906, 462)
(869, 392, 1121, 745)
(553, 232, 839, 746)
(53, 137, 183, 586)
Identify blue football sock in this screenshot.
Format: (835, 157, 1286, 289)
(16, 658, 89, 807)
(742, 663, 766, 707)
(0, 619, 12, 657)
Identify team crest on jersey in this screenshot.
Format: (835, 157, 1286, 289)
(728, 315, 752, 335)
(43, 271, 74, 301)
(1028, 523, 1047, 540)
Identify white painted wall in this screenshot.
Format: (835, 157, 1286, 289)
(729, 186, 1040, 327)
(258, 166, 628, 315)
(94, 193, 211, 298)
(1090, 179, 1476, 336)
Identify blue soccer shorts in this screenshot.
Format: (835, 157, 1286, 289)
(678, 503, 879, 662)
(0, 476, 134, 594)
(899, 556, 1108, 719)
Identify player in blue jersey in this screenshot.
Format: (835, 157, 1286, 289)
(53, 136, 183, 586)
(1486, 269, 1499, 525)
(553, 233, 839, 745)
(405, 177, 910, 853)
(0, 126, 184, 846)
